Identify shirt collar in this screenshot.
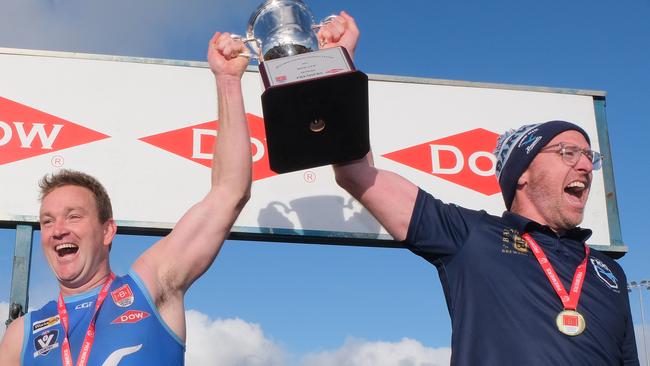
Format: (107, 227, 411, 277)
(501, 211, 592, 243)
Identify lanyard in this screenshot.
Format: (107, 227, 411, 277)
(522, 233, 589, 311)
(57, 272, 115, 366)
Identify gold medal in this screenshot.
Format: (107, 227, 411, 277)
(556, 309, 586, 336)
(523, 234, 590, 338)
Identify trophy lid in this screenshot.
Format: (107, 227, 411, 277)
(246, 0, 319, 60)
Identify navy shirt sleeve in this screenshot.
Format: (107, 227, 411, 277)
(406, 188, 487, 260)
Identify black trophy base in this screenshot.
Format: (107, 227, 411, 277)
(261, 70, 369, 174)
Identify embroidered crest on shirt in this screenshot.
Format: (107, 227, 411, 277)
(111, 284, 135, 307)
(590, 257, 619, 292)
(501, 228, 529, 255)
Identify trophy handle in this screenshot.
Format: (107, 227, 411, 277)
(229, 34, 261, 60)
(312, 15, 339, 48)
(311, 15, 338, 31)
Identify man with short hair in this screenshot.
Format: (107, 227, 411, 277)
(319, 14, 639, 365)
(0, 32, 251, 365)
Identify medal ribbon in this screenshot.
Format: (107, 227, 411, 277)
(57, 272, 115, 366)
(522, 233, 589, 311)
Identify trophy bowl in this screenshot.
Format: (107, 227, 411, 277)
(246, 0, 319, 61)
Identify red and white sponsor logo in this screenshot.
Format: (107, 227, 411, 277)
(382, 128, 501, 195)
(111, 310, 150, 324)
(139, 113, 276, 181)
(0, 96, 110, 166)
(111, 284, 134, 308)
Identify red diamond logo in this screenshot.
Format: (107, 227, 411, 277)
(0, 97, 110, 165)
(139, 113, 276, 181)
(382, 128, 501, 196)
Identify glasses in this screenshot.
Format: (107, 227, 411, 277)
(540, 143, 603, 170)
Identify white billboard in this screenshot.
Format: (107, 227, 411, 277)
(0, 48, 623, 252)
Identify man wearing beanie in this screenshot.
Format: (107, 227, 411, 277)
(321, 14, 639, 365)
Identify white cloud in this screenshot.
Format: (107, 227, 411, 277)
(300, 337, 451, 366)
(0, 302, 8, 341)
(185, 310, 287, 366)
(636, 324, 650, 366)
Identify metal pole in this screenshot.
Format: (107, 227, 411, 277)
(639, 287, 650, 365)
(6, 225, 34, 327)
(630, 280, 650, 366)
(640, 286, 649, 366)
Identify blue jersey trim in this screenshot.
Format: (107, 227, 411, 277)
(20, 312, 31, 366)
(128, 269, 185, 348)
(63, 284, 102, 303)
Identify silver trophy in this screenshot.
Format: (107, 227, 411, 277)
(240, 0, 369, 174)
(247, 0, 321, 61)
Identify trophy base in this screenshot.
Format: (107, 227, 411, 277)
(261, 70, 369, 174)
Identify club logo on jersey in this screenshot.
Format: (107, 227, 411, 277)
(111, 284, 135, 307)
(33, 329, 59, 357)
(501, 228, 529, 255)
(590, 257, 619, 292)
(111, 310, 150, 324)
(32, 315, 60, 334)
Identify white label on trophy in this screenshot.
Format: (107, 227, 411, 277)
(264, 47, 353, 87)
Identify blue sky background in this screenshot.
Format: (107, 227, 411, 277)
(1, 0, 649, 364)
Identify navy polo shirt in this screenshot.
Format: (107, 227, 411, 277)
(407, 189, 639, 365)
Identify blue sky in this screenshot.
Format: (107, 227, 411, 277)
(1, 0, 649, 364)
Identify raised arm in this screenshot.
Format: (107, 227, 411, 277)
(319, 13, 418, 241)
(132, 32, 252, 339)
(0, 316, 23, 366)
(334, 154, 417, 241)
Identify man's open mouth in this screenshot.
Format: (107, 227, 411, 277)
(55, 243, 79, 257)
(564, 181, 588, 202)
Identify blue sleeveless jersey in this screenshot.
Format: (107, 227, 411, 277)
(22, 270, 185, 365)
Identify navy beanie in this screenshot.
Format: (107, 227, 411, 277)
(493, 120, 590, 210)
